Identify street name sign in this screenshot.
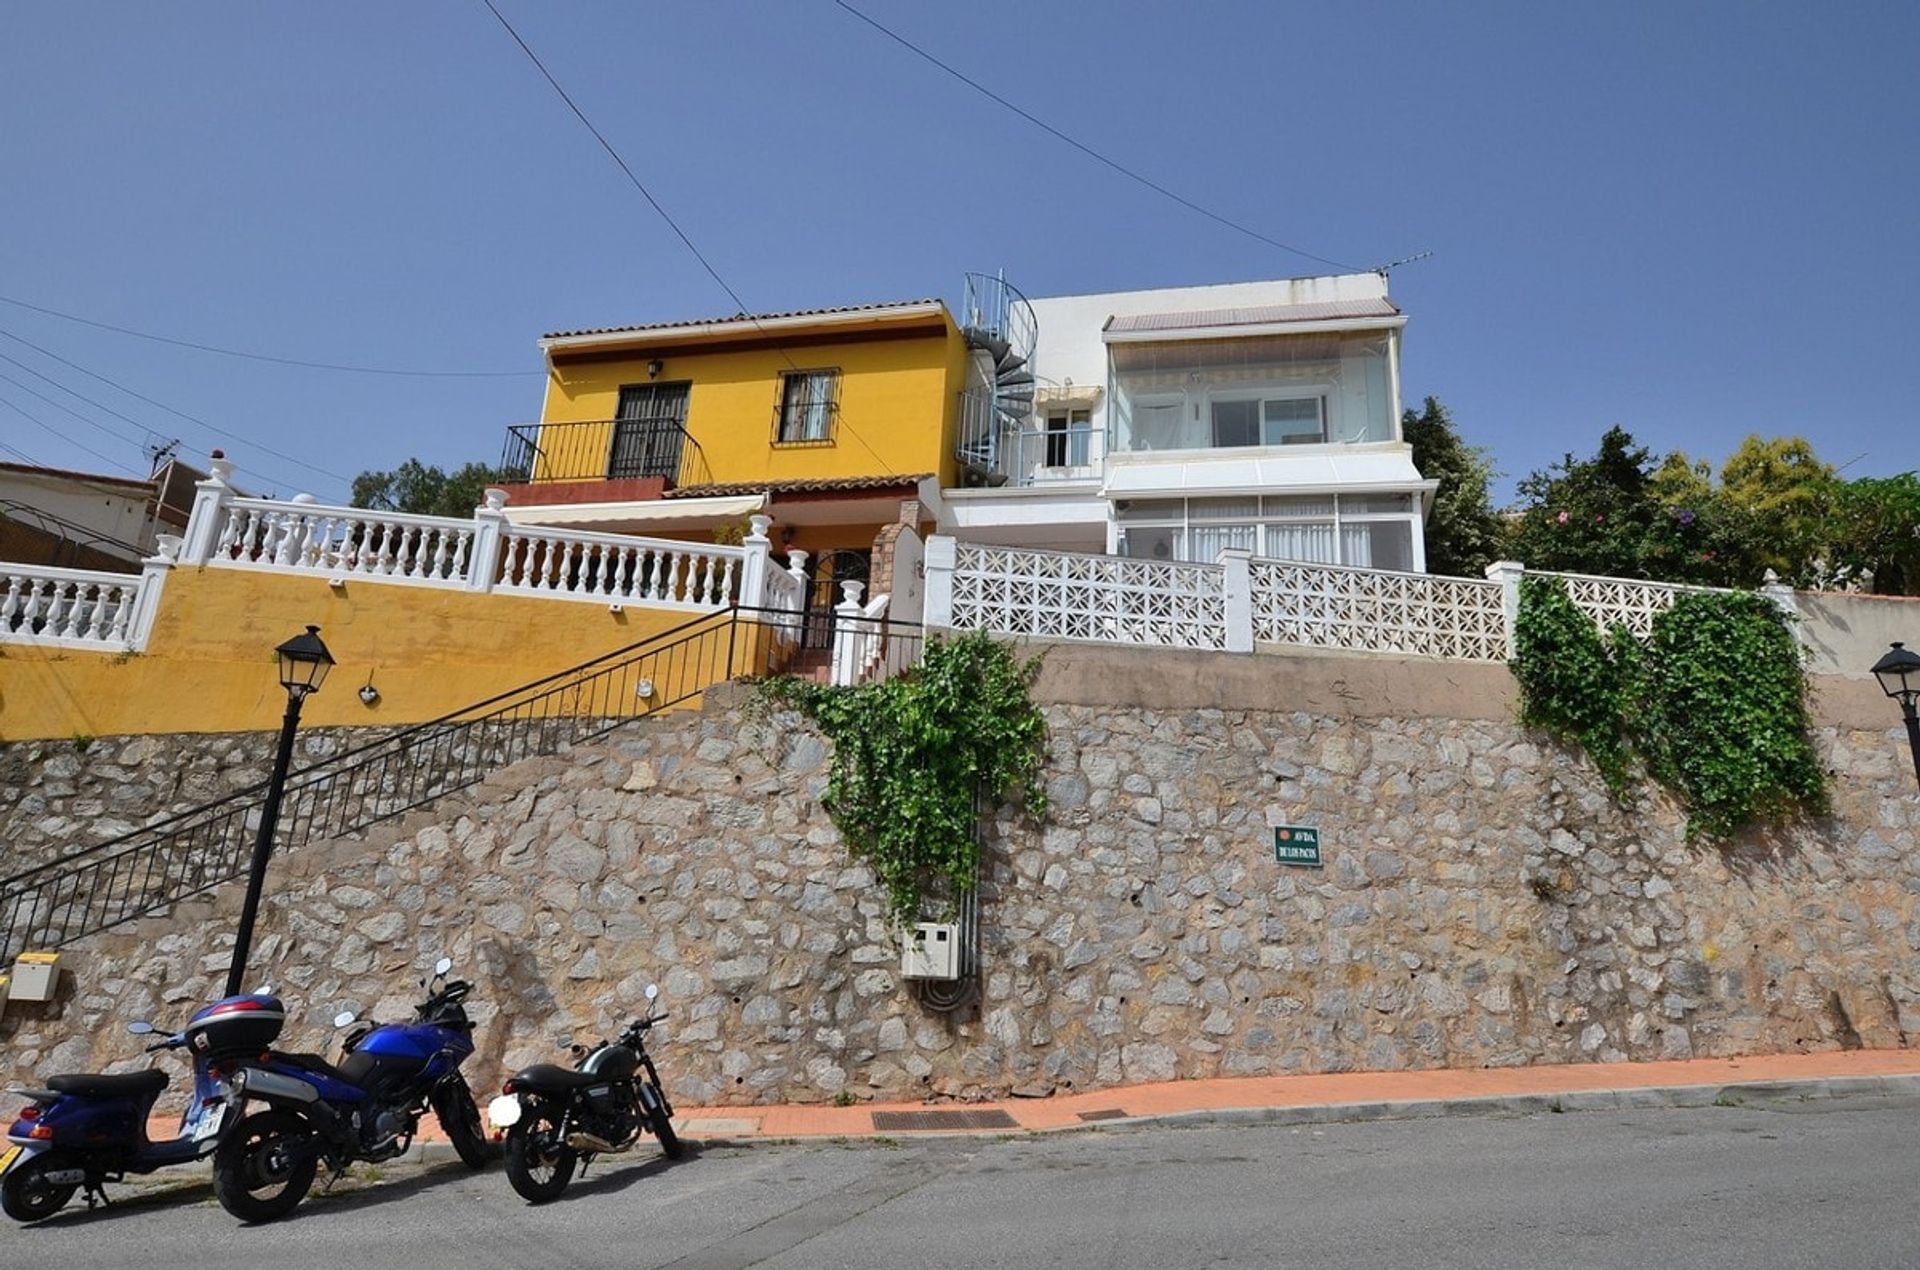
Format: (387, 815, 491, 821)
(1273, 825, 1322, 868)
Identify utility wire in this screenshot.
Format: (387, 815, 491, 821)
(832, 0, 1362, 273)
(0, 438, 44, 465)
(0, 362, 154, 452)
(478, 0, 904, 479)
(0, 323, 355, 492)
(0, 393, 144, 477)
(0, 292, 538, 379)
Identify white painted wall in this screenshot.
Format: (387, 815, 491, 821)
(0, 467, 157, 561)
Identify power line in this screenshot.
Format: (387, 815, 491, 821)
(0, 323, 355, 492)
(832, 0, 1362, 273)
(0, 392, 145, 477)
(478, 0, 904, 478)
(0, 292, 539, 379)
(0, 361, 155, 452)
(0, 438, 44, 465)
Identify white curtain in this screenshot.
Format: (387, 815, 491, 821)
(1340, 523, 1373, 568)
(1187, 522, 1257, 563)
(1262, 522, 1336, 564)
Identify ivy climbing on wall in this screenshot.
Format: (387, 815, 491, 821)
(1512, 576, 1827, 839)
(756, 631, 1049, 925)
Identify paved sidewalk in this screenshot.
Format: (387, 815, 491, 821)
(675, 1048, 1920, 1140)
(146, 1048, 1920, 1152)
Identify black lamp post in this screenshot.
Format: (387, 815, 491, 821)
(224, 625, 334, 998)
(1871, 641, 1920, 792)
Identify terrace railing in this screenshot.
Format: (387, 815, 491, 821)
(499, 417, 711, 491)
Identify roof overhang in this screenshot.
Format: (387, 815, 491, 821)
(1102, 446, 1437, 509)
(504, 493, 765, 532)
(540, 301, 951, 357)
(1105, 314, 1405, 343)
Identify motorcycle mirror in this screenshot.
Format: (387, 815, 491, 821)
(333, 1010, 358, 1029)
(645, 983, 659, 1001)
(434, 957, 453, 976)
(126, 1020, 156, 1036)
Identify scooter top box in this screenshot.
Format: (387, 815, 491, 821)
(185, 993, 286, 1056)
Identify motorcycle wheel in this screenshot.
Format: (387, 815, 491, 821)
(503, 1103, 575, 1204)
(213, 1108, 317, 1223)
(645, 1084, 686, 1161)
(432, 1076, 498, 1169)
(1, 1152, 80, 1223)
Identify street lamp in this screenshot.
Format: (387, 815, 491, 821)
(224, 625, 335, 997)
(1870, 641, 1920, 792)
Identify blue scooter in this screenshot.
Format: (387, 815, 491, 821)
(212, 957, 494, 1222)
(0, 996, 273, 1223)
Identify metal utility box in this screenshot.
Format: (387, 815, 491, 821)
(10, 951, 61, 1003)
(900, 922, 959, 981)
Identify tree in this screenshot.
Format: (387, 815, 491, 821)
(1821, 473, 1920, 595)
(351, 459, 503, 519)
(1504, 426, 1752, 585)
(1403, 396, 1504, 576)
(1718, 436, 1834, 582)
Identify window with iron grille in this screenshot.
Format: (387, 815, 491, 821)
(777, 370, 839, 443)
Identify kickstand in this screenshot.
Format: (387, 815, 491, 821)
(82, 1182, 112, 1210)
(322, 1164, 350, 1194)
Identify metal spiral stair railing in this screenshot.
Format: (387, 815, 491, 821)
(957, 271, 1038, 484)
(0, 606, 780, 962)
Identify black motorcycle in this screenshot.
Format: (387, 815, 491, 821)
(488, 983, 684, 1203)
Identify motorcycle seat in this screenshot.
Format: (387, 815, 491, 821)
(279, 1052, 354, 1084)
(510, 1063, 603, 1091)
(47, 1070, 169, 1099)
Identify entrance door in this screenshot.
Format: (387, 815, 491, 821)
(803, 549, 870, 651)
(609, 383, 690, 482)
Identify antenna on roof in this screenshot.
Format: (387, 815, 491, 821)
(1373, 250, 1434, 277)
(143, 437, 181, 479)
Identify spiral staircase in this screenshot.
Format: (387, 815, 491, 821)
(956, 272, 1038, 487)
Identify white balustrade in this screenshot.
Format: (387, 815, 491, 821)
(0, 566, 146, 649)
(213, 497, 474, 586)
(1250, 558, 1509, 661)
(495, 525, 741, 609)
(947, 542, 1229, 650)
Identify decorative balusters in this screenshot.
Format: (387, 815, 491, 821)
(0, 569, 145, 648)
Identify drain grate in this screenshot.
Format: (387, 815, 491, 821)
(870, 1109, 1020, 1132)
(1076, 1108, 1128, 1122)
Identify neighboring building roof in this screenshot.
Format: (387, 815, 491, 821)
(542, 299, 947, 343)
(0, 460, 156, 495)
(664, 474, 932, 500)
(1105, 297, 1402, 337)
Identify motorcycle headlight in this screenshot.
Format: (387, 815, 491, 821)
(487, 1094, 522, 1129)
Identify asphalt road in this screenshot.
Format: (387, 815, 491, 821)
(10, 1097, 1920, 1269)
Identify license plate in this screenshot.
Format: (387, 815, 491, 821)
(0, 1146, 21, 1177)
(192, 1104, 226, 1142)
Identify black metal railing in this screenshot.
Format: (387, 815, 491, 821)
(0, 606, 805, 961)
(499, 417, 712, 490)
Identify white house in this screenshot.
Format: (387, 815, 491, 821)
(943, 272, 1435, 570)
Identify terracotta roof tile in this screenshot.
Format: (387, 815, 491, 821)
(663, 474, 932, 499)
(543, 299, 944, 341)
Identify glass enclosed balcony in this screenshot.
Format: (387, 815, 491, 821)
(1109, 330, 1395, 454)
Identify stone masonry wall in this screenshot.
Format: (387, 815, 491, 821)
(0, 727, 395, 877)
(3, 651, 1916, 1109)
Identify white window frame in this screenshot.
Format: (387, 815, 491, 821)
(1116, 493, 1425, 571)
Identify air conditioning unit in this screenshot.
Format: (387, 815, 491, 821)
(900, 922, 959, 981)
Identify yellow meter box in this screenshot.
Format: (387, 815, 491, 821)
(10, 951, 61, 1002)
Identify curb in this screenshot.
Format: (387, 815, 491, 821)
(683, 1073, 1920, 1149)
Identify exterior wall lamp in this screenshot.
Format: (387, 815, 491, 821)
(225, 625, 335, 996)
(648, 358, 664, 379)
(1870, 641, 1920, 791)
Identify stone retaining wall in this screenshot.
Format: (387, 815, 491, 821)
(3, 649, 1915, 1108)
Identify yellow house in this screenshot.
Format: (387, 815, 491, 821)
(499, 301, 971, 580)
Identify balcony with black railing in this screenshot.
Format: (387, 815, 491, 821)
(499, 417, 712, 492)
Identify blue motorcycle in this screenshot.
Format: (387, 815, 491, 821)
(212, 958, 494, 1222)
(0, 995, 276, 1223)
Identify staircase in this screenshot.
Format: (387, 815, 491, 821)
(956, 271, 1038, 487)
(0, 607, 785, 961)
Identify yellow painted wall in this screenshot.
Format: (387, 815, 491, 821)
(540, 320, 969, 489)
(0, 566, 718, 741)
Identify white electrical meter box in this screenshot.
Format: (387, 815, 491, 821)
(901, 922, 959, 981)
(10, 951, 60, 1003)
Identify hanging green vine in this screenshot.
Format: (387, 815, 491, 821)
(755, 631, 1048, 925)
(1512, 576, 1827, 839)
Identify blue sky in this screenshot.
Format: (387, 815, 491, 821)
(2, 1, 1914, 503)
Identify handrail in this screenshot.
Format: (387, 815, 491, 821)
(0, 605, 804, 958)
(499, 417, 711, 490)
